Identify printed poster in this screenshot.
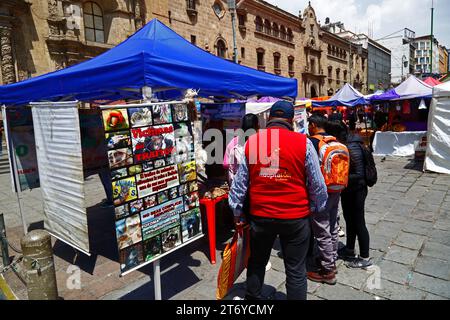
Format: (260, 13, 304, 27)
(101, 102, 203, 274)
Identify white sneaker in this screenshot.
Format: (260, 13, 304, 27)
(233, 296, 244, 300)
(338, 227, 345, 237)
(265, 261, 272, 272)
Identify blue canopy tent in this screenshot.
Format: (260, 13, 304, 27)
(312, 83, 367, 107)
(0, 19, 297, 106)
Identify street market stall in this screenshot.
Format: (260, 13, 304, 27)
(370, 76, 432, 157)
(424, 81, 450, 174)
(0, 19, 297, 298)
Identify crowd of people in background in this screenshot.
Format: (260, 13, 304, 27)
(228, 101, 376, 300)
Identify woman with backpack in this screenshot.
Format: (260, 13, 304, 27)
(338, 121, 374, 268)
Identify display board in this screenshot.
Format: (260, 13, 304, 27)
(101, 102, 203, 275)
(31, 102, 90, 255)
(3, 107, 40, 192)
(294, 105, 308, 134)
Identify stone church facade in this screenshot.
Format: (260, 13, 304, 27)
(0, 0, 368, 98)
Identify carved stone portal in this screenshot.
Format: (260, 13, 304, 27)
(0, 26, 17, 84)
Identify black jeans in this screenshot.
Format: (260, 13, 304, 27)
(246, 216, 311, 300)
(341, 187, 370, 258)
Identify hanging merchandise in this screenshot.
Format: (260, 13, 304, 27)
(395, 102, 401, 112)
(402, 100, 411, 114)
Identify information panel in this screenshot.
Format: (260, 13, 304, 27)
(102, 102, 203, 274)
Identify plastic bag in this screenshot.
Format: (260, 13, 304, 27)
(216, 225, 250, 300)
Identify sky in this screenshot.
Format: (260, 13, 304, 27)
(268, 0, 450, 48)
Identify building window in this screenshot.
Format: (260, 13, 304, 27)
(238, 14, 245, 27)
(255, 16, 263, 32)
(336, 69, 340, 80)
(241, 47, 245, 59)
(328, 66, 332, 78)
(328, 44, 331, 55)
(187, 0, 196, 10)
(288, 56, 294, 76)
(344, 70, 347, 81)
(83, 2, 104, 43)
(264, 19, 272, 35)
(280, 26, 287, 40)
(213, 2, 225, 18)
(274, 52, 281, 74)
(287, 28, 293, 42)
(216, 39, 227, 58)
(257, 48, 265, 70)
(272, 23, 279, 38)
(191, 35, 196, 45)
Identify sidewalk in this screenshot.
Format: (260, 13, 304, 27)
(1, 156, 449, 300)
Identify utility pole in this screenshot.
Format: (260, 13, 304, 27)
(430, 0, 434, 74)
(228, 0, 238, 63)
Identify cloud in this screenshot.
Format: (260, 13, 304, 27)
(268, 0, 450, 47)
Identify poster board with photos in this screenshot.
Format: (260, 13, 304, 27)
(101, 102, 203, 275)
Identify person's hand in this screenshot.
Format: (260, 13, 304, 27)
(234, 214, 246, 227)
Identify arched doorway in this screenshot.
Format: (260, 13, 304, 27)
(310, 85, 318, 98)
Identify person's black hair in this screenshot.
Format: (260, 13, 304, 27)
(308, 113, 328, 129)
(348, 120, 356, 131)
(241, 113, 259, 131)
(326, 120, 348, 143)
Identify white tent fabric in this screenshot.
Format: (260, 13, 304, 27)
(245, 102, 274, 129)
(393, 76, 433, 100)
(425, 82, 450, 174)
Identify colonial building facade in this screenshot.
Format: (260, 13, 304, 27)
(0, 0, 167, 85)
(166, 0, 368, 97)
(0, 0, 368, 98)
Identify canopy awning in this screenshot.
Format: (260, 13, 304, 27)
(0, 19, 298, 106)
(371, 76, 432, 101)
(312, 83, 367, 107)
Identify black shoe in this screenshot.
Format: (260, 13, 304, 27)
(345, 257, 373, 269)
(337, 247, 356, 260)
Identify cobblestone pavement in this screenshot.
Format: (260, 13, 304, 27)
(1, 155, 449, 300)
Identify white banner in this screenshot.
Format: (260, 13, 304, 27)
(373, 131, 427, 157)
(31, 102, 90, 255)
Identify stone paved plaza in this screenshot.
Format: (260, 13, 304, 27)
(1, 155, 449, 300)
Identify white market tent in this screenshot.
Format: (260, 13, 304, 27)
(425, 81, 450, 174)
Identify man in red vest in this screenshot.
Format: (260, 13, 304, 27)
(229, 101, 328, 300)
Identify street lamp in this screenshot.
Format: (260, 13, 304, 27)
(401, 55, 408, 81)
(227, 0, 238, 63)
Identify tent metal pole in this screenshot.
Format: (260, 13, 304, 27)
(153, 259, 162, 300)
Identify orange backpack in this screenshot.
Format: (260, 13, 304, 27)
(313, 135, 350, 193)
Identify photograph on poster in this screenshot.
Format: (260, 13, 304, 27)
(172, 104, 189, 122)
(144, 195, 157, 208)
(169, 187, 178, 200)
(128, 107, 152, 128)
(131, 125, 175, 163)
(174, 122, 193, 138)
(157, 190, 169, 205)
(129, 199, 144, 214)
(184, 191, 199, 211)
(152, 104, 172, 125)
(154, 159, 166, 169)
(119, 243, 144, 272)
(175, 136, 194, 163)
(142, 161, 154, 171)
(189, 181, 198, 193)
(143, 235, 162, 261)
(116, 214, 142, 250)
(136, 165, 180, 198)
(178, 161, 197, 183)
(111, 167, 128, 181)
(161, 226, 182, 253)
(128, 164, 143, 176)
(178, 183, 189, 196)
(115, 204, 130, 220)
(181, 208, 202, 242)
(113, 176, 138, 205)
(105, 131, 131, 150)
(108, 147, 133, 169)
(102, 109, 129, 132)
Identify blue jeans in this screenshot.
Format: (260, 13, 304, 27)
(246, 215, 310, 300)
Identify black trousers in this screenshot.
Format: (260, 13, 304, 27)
(341, 187, 370, 258)
(246, 215, 311, 300)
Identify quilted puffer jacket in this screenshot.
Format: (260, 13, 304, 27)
(344, 133, 367, 192)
